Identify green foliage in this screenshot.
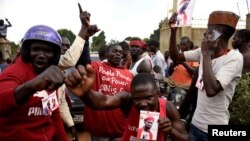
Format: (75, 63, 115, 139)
(57, 29, 76, 44)
(229, 73, 250, 125)
(10, 42, 20, 57)
(124, 36, 142, 41)
(149, 23, 160, 42)
(91, 31, 106, 52)
(107, 39, 120, 46)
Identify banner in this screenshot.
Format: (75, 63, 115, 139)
(176, 0, 196, 26)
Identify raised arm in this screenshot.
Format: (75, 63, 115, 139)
(75, 40, 91, 67)
(168, 12, 186, 62)
(59, 3, 99, 69)
(5, 18, 12, 27)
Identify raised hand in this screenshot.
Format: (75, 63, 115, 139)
(201, 30, 218, 56)
(78, 3, 90, 27)
(77, 3, 100, 39)
(65, 64, 95, 98)
(168, 12, 178, 30)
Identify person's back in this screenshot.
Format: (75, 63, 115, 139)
(84, 44, 133, 140)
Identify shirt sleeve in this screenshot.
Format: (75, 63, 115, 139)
(58, 85, 74, 127)
(184, 48, 201, 62)
(215, 53, 243, 90)
(59, 36, 85, 70)
(0, 68, 24, 115)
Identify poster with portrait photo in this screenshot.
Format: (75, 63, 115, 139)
(175, 0, 196, 26)
(42, 91, 59, 115)
(137, 110, 160, 141)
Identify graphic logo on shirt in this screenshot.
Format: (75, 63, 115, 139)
(28, 107, 43, 116)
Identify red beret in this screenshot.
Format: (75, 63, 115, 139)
(144, 116, 154, 122)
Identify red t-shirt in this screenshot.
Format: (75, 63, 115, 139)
(0, 57, 67, 141)
(121, 98, 166, 141)
(84, 62, 133, 137)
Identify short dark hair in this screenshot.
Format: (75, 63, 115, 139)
(98, 44, 108, 61)
(236, 29, 250, 43)
(119, 41, 129, 51)
(147, 40, 159, 47)
(131, 73, 157, 89)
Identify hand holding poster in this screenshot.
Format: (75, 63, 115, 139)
(176, 0, 196, 26)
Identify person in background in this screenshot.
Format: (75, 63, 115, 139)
(119, 41, 132, 69)
(129, 38, 153, 76)
(65, 69, 190, 141)
(98, 44, 108, 61)
(168, 11, 243, 141)
(169, 36, 199, 87)
(164, 50, 172, 77)
(148, 40, 166, 77)
(232, 29, 250, 73)
(0, 18, 12, 39)
(81, 44, 133, 141)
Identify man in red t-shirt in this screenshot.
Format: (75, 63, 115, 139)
(83, 43, 133, 140)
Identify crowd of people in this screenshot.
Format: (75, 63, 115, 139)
(0, 2, 250, 141)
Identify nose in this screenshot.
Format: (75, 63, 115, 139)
(138, 100, 148, 108)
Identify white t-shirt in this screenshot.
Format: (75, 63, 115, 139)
(152, 50, 166, 76)
(184, 48, 243, 133)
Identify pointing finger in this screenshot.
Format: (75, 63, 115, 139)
(78, 3, 83, 13)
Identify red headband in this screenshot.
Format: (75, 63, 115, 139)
(129, 40, 145, 48)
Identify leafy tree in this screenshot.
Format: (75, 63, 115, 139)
(149, 23, 160, 42)
(124, 36, 141, 41)
(91, 31, 106, 52)
(107, 39, 120, 45)
(229, 73, 250, 125)
(9, 41, 20, 58)
(57, 29, 76, 44)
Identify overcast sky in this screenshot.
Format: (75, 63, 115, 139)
(0, 0, 249, 43)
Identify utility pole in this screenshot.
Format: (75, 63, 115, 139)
(173, 0, 178, 12)
(247, 0, 249, 13)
